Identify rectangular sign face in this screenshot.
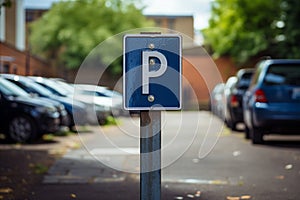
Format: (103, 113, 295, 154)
(123, 34, 182, 110)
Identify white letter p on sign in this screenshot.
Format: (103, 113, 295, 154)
(142, 51, 167, 94)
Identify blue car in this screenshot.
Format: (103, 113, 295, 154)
(243, 59, 300, 144)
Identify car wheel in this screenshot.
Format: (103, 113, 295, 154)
(251, 127, 263, 144)
(67, 113, 76, 132)
(226, 118, 237, 131)
(98, 117, 107, 126)
(244, 125, 250, 139)
(230, 121, 237, 131)
(7, 115, 37, 143)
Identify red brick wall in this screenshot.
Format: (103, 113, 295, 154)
(182, 55, 236, 108)
(0, 42, 54, 76)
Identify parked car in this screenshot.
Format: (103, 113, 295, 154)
(223, 76, 238, 124)
(13, 76, 87, 129)
(50, 80, 114, 124)
(243, 59, 300, 144)
(1, 74, 69, 127)
(224, 69, 254, 130)
(74, 84, 124, 116)
(210, 83, 225, 120)
(0, 77, 60, 143)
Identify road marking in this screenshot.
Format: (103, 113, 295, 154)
(90, 148, 139, 155)
(163, 178, 228, 185)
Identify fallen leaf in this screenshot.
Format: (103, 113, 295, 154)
(22, 179, 27, 184)
(70, 193, 77, 198)
(241, 195, 251, 199)
(275, 175, 285, 180)
(285, 164, 293, 170)
(0, 188, 13, 194)
(13, 144, 22, 149)
(233, 151, 241, 157)
(0, 176, 8, 181)
(227, 196, 240, 200)
(195, 191, 201, 197)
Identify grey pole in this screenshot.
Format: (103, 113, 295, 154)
(140, 110, 161, 200)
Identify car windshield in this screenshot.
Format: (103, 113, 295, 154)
(79, 90, 108, 97)
(53, 80, 74, 93)
(264, 64, 300, 86)
(0, 78, 30, 97)
(21, 79, 53, 96)
(42, 79, 70, 96)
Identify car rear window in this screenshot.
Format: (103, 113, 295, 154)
(238, 72, 253, 88)
(264, 64, 300, 86)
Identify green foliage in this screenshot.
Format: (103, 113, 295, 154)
(0, 0, 11, 15)
(29, 0, 152, 73)
(276, 0, 300, 58)
(202, 0, 300, 65)
(0, 0, 11, 8)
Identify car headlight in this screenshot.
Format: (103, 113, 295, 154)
(58, 104, 65, 111)
(94, 104, 111, 112)
(36, 106, 57, 114)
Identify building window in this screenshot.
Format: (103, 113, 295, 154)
(2, 63, 10, 73)
(13, 65, 17, 74)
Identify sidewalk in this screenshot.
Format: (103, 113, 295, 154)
(31, 145, 199, 200)
(29, 123, 205, 200)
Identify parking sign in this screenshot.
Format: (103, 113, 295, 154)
(123, 34, 182, 110)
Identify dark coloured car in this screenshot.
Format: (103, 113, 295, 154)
(225, 69, 254, 130)
(1, 74, 69, 127)
(28, 77, 89, 126)
(0, 77, 60, 143)
(223, 76, 237, 124)
(243, 59, 300, 144)
(3, 75, 87, 129)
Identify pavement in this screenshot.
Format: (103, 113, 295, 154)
(1, 111, 300, 200)
(29, 125, 204, 200)
(28, 112, 218, 200)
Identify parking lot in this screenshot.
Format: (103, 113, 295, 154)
(1, 111, 300, 200)
(0, 74, 123, 143)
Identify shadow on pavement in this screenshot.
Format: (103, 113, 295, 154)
(263, 139, 300, 148)
(0, 148, 56, 200)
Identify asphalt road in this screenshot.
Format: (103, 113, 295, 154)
(5, 111, 299, 200)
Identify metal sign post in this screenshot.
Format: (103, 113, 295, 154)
(123, 33, 181, 200)
(140, 110, 161, 200)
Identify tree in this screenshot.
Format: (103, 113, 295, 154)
(202, 0, 287, 65)
(276, 0, 300, 59)
(0, 0, 11, 15)
(29, 0, 152, 74)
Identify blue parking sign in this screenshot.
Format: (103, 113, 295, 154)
(123, 34, 182, 110)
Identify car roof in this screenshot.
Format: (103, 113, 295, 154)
(236, 68, 254, 77)
(260, 59, 300, 66)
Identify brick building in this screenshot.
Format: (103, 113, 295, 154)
(0, 0, 54, 76)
